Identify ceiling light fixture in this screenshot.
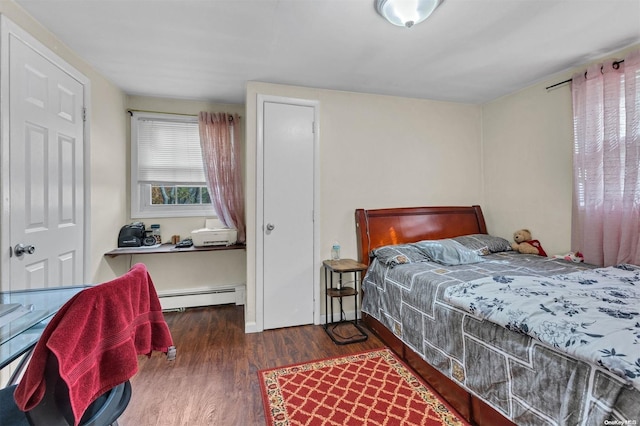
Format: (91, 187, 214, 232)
(375, 0, 444, 28)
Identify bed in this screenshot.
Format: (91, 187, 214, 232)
(355, 205, 640, 426)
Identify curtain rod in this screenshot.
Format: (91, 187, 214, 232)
(127, 109, 241, 120)
(545, 59, 625, 91)
(127, 109, 197, 117)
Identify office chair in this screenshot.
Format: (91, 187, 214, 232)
(0, 353, 131, 425)
(0, 263, 174, 426)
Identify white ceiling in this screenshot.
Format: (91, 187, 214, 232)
(14, 0, 640, 105)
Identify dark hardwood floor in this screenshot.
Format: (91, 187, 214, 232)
(119, 305, 385, 425)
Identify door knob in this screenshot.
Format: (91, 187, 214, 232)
(266, 223, 275, 231)
(14, 244, 35, 257)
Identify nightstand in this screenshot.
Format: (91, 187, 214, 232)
(323, 259, 368, 345)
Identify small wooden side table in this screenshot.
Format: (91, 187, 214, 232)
(323, 259, 368, 345)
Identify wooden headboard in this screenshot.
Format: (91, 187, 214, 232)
(354, 205, 487, 266)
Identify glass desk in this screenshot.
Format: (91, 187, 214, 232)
(0, 286, 87, 370)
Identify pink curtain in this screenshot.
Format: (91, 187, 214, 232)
(198, 112, 245, 243)
(571, 49, 640, 266)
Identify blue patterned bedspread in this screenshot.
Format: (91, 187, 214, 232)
(362, 250, 640, 424)
(444, 264, 640, 390)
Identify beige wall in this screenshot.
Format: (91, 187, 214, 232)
(245, 82, 483, 329)
(481, 77, 574, 255)
(245, 43, 638, 329)
(4, 0, 638, 332)
(0, 2, 128, 285)
(0, 4, 248, 294)
(482, 43, 640, 256)
(104, 95, 247, 294)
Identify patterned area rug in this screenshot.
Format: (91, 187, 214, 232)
(259, 348, 470, 426)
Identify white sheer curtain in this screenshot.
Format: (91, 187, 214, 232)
(571, 49, 640, 266)
(198, 112, 245, 243)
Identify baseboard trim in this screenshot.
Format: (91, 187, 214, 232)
(244, 321, 259, 333)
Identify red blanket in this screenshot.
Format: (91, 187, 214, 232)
(14, 263, 174, 425)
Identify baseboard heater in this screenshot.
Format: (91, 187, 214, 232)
(157, 284, 245, 311)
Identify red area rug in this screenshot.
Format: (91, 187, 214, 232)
(259, 348, 470, 426)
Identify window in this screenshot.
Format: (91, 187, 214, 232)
(571, 50, 640, 265)
(131, 112, 214, 218)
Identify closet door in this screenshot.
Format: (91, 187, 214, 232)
(261, 100, 315, 330)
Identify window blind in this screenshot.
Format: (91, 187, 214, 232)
(136, 115, 204, 184)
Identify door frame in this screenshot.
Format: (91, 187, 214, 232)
(255, 94, 320, 332)
(0, 16, 91, 290)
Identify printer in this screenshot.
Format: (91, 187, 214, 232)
(191, 219, 238, 247)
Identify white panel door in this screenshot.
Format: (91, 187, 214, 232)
(262, 101, 315, 329)
(8, 33, 85, 290)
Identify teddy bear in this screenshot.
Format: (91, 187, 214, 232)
(511, 229, 547, 256)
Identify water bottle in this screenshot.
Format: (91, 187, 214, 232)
(331, 242, 340, 260)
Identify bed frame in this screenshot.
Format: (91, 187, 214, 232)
(355, 205, 515, 426)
